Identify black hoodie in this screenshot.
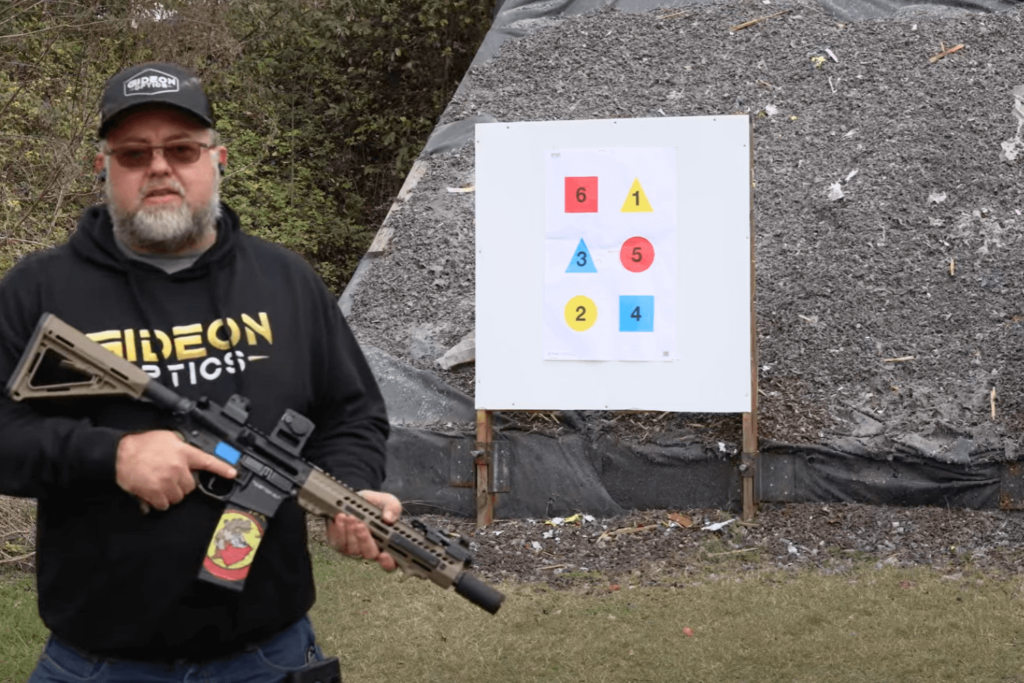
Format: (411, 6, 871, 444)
(0, 204, 389, 662)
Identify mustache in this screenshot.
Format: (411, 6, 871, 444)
(140, 180, 185, 198)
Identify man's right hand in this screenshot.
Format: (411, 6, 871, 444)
(116, 430, 237, 511)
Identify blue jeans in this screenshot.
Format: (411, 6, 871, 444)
(28, 615, 327, 683)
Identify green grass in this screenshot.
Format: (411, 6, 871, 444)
(311, 546, 1024, 683)
(4, 549, 1024, 682)
(0, 576, 48, 682)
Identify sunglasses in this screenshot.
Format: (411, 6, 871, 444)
(107, 141, 215, 169)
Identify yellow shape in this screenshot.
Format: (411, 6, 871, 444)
(564, 295, 598, 332)
(206, 510, 264, 569)
(621, 178, 653, 213)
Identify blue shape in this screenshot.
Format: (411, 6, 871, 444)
(565, 239, 598, 273)
(215, 441, 241, 465)
(619, 296, 654, 332)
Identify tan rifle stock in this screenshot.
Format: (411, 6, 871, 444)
(7, 313, 152, 400)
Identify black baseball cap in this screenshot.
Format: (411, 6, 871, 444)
(98, 62, 214, 138)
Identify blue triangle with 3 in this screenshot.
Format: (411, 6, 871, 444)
(566, 239, 598, 273)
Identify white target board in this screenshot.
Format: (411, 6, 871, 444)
(475, 116, 752, 412)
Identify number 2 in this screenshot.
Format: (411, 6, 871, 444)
(576, 306, 587, 322)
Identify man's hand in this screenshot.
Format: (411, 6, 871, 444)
(326, 490, 401, 572)
(116, 430, 237, 511)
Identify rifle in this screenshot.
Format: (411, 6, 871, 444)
(5, 313, 504, 615)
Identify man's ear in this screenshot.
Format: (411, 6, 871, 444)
(217, 147, 227, 175)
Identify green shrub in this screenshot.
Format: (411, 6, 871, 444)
(0, 0, 492, 291)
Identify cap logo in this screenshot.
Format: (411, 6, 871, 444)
(124, 68, 179, 97)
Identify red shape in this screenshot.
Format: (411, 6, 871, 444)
(203, 554, 252, 582)
(620, 237, 655, 272)
(565, 177, 598, 213)
(217, 544, 253, 567)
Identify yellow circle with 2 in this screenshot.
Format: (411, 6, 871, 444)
(564, 295, 598, 331)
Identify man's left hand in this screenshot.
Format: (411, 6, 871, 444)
(326, 490, 401, 572)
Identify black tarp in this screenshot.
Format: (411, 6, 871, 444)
(367, 346, 1024, 516)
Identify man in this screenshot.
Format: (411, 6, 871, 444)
(0, 62, 401, 681)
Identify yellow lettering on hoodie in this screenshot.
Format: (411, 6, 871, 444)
(123, 329, 137, 362)
(241, 313, 273, 346)
(139, 329, 172, 361)
(87, 330, 124, 358)
(173, 324, 207, 360)
(207, 318, 242, 351)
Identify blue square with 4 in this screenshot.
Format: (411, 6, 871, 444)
(619, 295, 654, 332)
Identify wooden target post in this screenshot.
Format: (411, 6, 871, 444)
(475, 409, 495, 527)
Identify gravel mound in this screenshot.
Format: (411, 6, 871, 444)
(347, 0, 1024, 462)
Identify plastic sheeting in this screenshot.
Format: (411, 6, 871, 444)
(367, 350, 1023, 516)
(379, 407, 1021, 517)
(758, 442, 1006, 510)
(382, 426, 629, 517)
(362, 344, 479, 426)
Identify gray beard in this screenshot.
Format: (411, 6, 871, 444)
(107, 180, 221, 254)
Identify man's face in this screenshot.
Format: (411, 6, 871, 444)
(94, 107, 227, 253)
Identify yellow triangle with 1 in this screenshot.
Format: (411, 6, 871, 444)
(621, 178, 653, 213)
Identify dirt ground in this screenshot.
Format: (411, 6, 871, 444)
(9, 491, 1019, 580)
(5, 495, 1023, 590)
(417, 501, 1024, 586)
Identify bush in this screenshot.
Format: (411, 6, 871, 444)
(0, 0, 493, 291)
